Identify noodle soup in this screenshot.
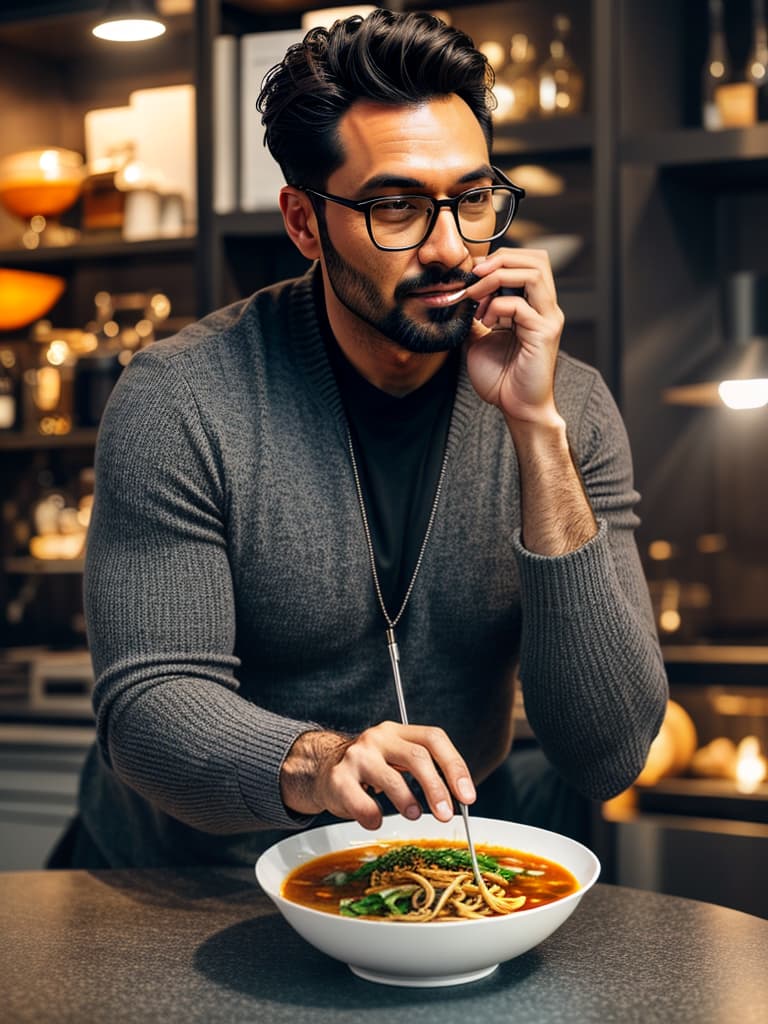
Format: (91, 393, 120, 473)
(282, 838, 579, 921)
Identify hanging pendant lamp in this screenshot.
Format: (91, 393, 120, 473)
(664, 271, 768, 411)
(92, 0, 166, 42)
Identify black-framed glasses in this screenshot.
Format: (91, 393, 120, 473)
(300, 166, 525, 252)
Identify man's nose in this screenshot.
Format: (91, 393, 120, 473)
(417, 207, 468, 266)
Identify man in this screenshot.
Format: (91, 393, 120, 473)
(61, 10, 666, 867)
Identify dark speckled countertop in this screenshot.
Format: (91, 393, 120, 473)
(1, 868, 766, 1024)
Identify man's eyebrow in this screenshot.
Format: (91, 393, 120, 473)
(358, 165, 494, 194)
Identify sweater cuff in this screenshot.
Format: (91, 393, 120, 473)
(236, 709, 321, 830)
(513, 517, 613, 615)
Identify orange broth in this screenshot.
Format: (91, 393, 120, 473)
(282, 838, 579, 918)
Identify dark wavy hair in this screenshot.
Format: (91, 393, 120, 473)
(257, 9, 495, 190)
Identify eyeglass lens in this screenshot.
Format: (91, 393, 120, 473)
(369, 188, 515, 249)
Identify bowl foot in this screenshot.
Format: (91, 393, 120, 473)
(348, 963, 498, 988)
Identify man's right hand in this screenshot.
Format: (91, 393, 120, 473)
(279, 722, 476, 830)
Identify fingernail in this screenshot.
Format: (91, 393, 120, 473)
(458, 777, 475, 802)
(436, 800, 452, 819)
(404, 804, 421, 820)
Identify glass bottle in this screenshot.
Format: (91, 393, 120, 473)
(496, 34, 538, 123)
(702, 0, 731, 129)
(746, 0, 768, 120)
(0, 347, 20, 431)
(537, 14, 584, 118)
(25, 325, 76, 436)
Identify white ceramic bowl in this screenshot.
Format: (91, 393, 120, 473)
(255, 815, 600, 988)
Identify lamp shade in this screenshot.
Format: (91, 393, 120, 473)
(93, 0, 166, 42)
(664, 272, 768, 410)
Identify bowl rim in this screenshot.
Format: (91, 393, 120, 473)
(255, 815, 601, 929)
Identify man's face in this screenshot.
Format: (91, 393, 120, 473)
(316, 95, 493, 354)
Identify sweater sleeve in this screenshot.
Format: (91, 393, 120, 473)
(514, 371, 668, 800)
(84, 349, 317, 834)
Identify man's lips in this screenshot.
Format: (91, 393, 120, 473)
(407, 285, 469, 306)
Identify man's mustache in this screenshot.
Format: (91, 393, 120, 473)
(394, 267, 479, 300)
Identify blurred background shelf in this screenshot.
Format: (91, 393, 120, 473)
(621, 123, 768, 167)
(0, 430, 99, 451)
(0, 235, 197, 268)
(4, 558, 85, 576)
(493, 114, 593, 156)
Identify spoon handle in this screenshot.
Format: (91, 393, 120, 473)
(459, 800, 485, 890)
(385, 626, 483, 888)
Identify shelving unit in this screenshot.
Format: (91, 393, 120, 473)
(0, 235, 197, 268)
(1, 0, 766, 655)
(621, 122, 768, 167)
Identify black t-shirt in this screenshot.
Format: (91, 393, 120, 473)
(318, 293, 458, 616)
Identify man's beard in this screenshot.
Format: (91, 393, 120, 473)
(317, 215, 477, 354)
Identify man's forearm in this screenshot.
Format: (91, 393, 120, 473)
(506, 413, 597, 556)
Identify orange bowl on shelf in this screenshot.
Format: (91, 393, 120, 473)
(0, 148, 85, 219)
(0, 268, 66, 331)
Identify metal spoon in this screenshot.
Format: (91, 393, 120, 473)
(459, 800, 486, 891)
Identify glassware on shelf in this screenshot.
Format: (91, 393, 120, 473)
(0, 346, 20, 431)
(746, 0, 768, 119)
(23, 324, 84, 436)
(494, 34, 538, 124)
(0, 148, 85, 249)
(702, 0, 731, 129)
(537, 14, 584, 118)
(74, 290, 170, 427)
(82, 144, 135, 234)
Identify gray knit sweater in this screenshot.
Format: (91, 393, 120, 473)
(80, 264, 667, 867)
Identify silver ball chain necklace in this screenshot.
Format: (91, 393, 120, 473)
(344, 423, 449, 726)
(345, 419, 486, 882)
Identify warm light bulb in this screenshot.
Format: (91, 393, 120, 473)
(659, 609, 681, 633)
(46, 340, 70, 366)
(93, 18, 166, 42)
(718, 378, 768, 410)
(734, 736, 766, 794)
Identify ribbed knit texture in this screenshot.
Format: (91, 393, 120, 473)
(80, 263, 668, 867)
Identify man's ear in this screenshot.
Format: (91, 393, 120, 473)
(279, 186, 321, 260)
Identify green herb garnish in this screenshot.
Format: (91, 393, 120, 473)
(339, 885, 419, 917)
(347, 844, 515, 883)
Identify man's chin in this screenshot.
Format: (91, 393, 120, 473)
(391, 314, 473, 354)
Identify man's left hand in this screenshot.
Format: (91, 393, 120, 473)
(463, 247, 565, 428)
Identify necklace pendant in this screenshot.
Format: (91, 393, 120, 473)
(386, 626, 409, 726)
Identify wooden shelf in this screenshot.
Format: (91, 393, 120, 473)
(0, 430, 99, 451)
(4, 558, 85, 575)
(621, 123, 768, 182)
(0, 234, 197, 268)
(492, 115, 593, 158)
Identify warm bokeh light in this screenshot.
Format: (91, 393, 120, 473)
(46, 340, 70, 366)
(734, 736, 767, 794)
(92, 18, 166, 42)
(648, 540, 675, 561)
(659, 609, 681, 633)
(696, 533, 727, 555)
(718, 378, 768, 410)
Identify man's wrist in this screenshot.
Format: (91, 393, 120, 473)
(504, 410, 597, 556)
(502, 407, 568, 448)
(280, 729, 351, 816)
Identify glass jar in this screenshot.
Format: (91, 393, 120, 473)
(537, 14, 585, 118)
(0, 346, 20, 431)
